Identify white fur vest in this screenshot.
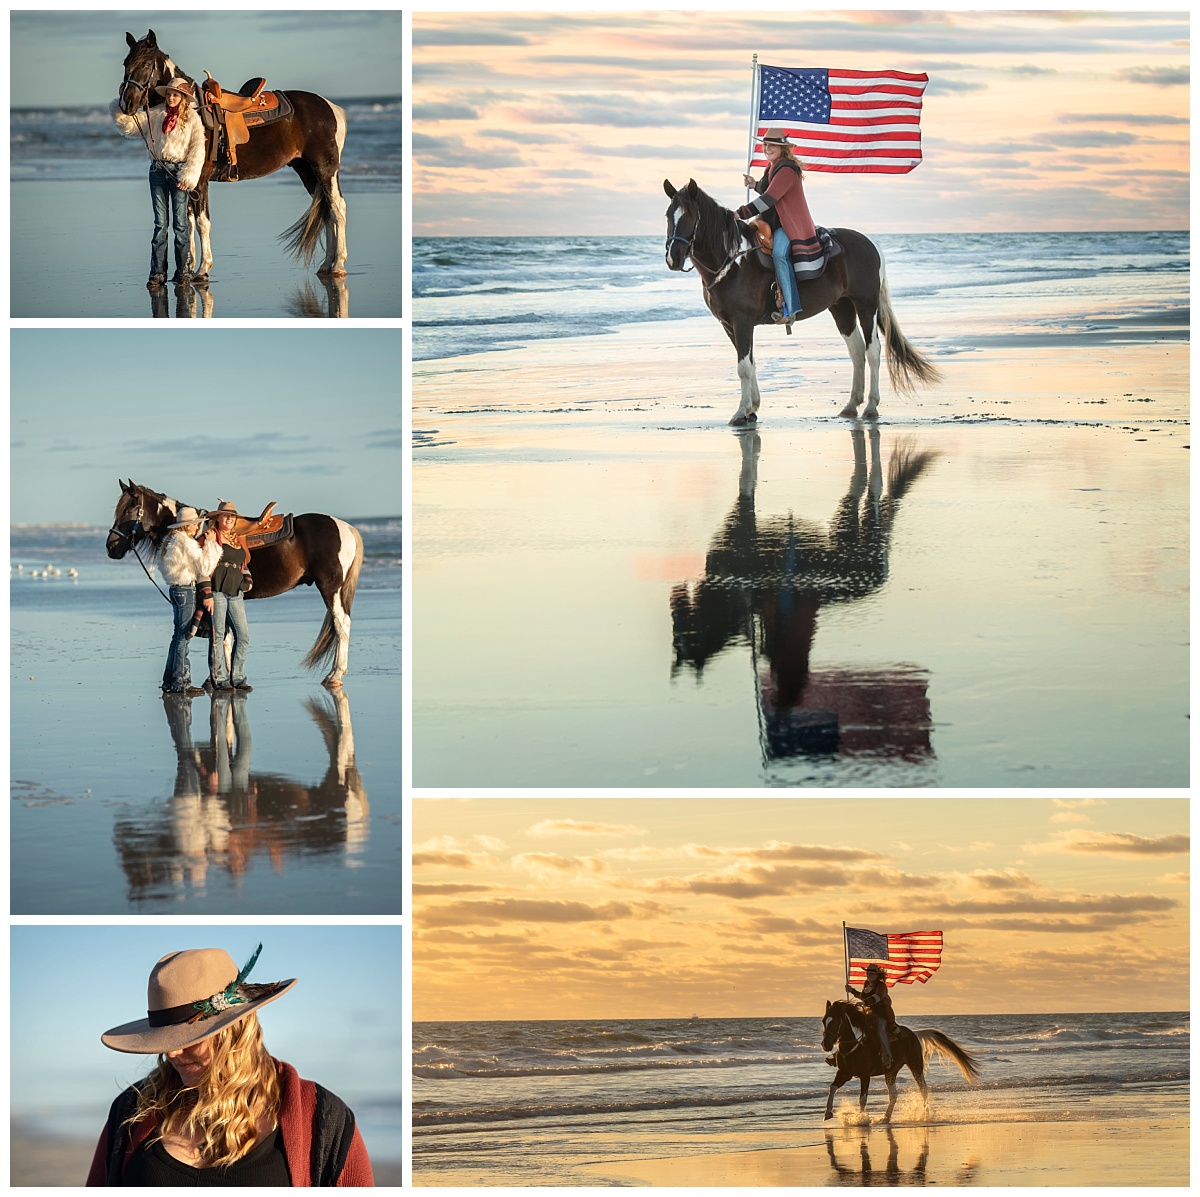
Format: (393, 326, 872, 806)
(110, 99, 207, 190)
(160, 531, 221, 586)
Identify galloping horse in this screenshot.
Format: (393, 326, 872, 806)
(663, 179, 940, 425)
(118, 30, 348, 278)
(107, 480, 363, 688)
(821, 999, 980, 1122)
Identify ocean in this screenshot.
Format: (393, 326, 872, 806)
(11, 95, 402, 191)
(412, 229, 1188, 363)
(412, 1012, 1189, 1184)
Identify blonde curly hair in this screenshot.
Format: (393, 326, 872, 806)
(122, 1012, 282, 1168)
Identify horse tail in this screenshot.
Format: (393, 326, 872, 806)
(886, 435, 939, 503)
(302, 520, 364, 673)
(280, 189, 331, 266)
(875, 258, 943, 395)
(915, 1029, 981, 1083)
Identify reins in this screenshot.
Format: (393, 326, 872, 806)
(109, 498, 171, 603)
(668, 202, 755, 285)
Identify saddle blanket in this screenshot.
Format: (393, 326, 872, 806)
(756, 226, 843, 280)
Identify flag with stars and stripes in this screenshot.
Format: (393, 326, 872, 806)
(846, 926, 943, 985)
(751, 65, 928, 174)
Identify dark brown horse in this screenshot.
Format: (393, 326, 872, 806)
(663, 179, 939, 424)
(118, 30, 348, 278)
(821, 999, 981, 1122)
(107, 480, 363, 688)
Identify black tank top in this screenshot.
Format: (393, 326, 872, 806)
(121, 1126, 291, 1187)
(210, 540, 249, 596)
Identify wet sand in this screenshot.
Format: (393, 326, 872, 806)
(413, 313, 1188, 789)
(11, 179, 401, 317)
(11, 586, 402, 914)
(574, 1104, 1189, 1187)
(9, 1127, 404, 1186)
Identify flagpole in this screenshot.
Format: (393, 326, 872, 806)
(745, 53, 759, 202)
(842, 921, 850, 992)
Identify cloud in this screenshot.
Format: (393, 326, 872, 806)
(1119, 66, 1189, 86)
(512, 852, 610, 878)
(1058, 113, 1189, 126)
(966, 869, 1035, 890)
(939, 893, 1175, 915)
(1029, 831, 1189, 857)
(1050, 131, 1142, 148)
(527, 818, 646, 837)
(412, 850, 488, 869)
(412, 103, 479, 121)
(365, 428, 405, 450)
(412, 883, 496, 895)
(414, 28, 531, 46)
(419, 898, 672, 926)
(412, 132, 526, 169)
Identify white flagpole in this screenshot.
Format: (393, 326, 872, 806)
(745, 53, 759, 201)
(842, 921, 850, 991)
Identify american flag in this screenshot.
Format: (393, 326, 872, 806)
(751, 65, 928, 174)
(846, 926, 943, 986)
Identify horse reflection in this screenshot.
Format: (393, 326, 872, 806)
(825, 1126, 981, 1186)
(286, 276, 350, 318)
(115, 689, 368, 902)
(825, 1126, 929, 1185)
(148, 280, 215, 319)
(671, 427, 937, 762)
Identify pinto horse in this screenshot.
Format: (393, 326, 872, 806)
(663, 179, 940, 425)
(118, 30, 348, 278)
(821, 999, 980, 1123)
(106, 480, 363, 688)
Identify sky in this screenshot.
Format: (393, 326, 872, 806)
(10, 924, 403, 1118)
(413, 797, 1189, 1020)
(10, 329, 402, 524)
(10, 9, 404, 107)
(412, 9, 1190, 235)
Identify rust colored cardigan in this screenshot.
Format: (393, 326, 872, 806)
(85, 1058, 374, 1187)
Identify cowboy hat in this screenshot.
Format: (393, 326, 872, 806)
(101, 945, 296, 1055)
(865, 963, 886, 977)
(166, 506, 203, 530)
(154, 77, 196, 101)
(760, 128, 792, 146)
(210, 499, 241, 519)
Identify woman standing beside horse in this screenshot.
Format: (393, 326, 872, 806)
(206, 501, 254, 693)
(740, 128, 820, 324)
(110, 76, 205, 287)
(161, 508, 220, 696)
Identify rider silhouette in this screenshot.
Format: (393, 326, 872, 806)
(846, 963, 896, 1067)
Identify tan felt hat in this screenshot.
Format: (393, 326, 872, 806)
(101, 945, 296, 1055)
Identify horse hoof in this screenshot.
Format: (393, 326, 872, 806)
(838, 405, 860, 419)
(729, 415, 749, 427)
(323, 678, 344, 690)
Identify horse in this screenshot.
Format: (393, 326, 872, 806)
(821, 998, 980, 1123)
(118, 30, 348, 279)
(670, 428, 938, 761)
(663, 178, 940, 425)
(106, 480, 363, 689)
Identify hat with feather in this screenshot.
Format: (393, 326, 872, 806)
(101, 944, 295, 1054)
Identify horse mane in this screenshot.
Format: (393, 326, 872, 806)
(830, 998, 868, 1028)
(119, 481, 180, 557)
(690, 184, 751, 267)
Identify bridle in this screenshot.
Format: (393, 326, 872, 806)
(118, 53, 175, 169)
(823, 1003, 864, 1054)
(110, 491, 171, 602)
(666, 199, 756, 285)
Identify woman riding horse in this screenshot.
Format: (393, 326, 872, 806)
(847, 963, 896, 1067)
(110, 76, 206, 287)
(739, 128, 820, 324)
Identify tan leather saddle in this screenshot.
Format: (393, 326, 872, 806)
(208, 501, 291, 549)
(200, 73, 290, 180)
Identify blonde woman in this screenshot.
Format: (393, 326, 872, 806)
(739, 128, 821, 323)
(87, 944, 374, 1186)
(160, 507, 220, 696)
(110, 77, 206, 286)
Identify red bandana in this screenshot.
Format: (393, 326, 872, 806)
(162, 109, 179, 135)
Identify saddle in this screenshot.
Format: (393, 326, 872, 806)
(200, 73, 293, 181)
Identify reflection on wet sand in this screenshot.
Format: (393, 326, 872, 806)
(146, 275, 349, 318)
(825, 1125, 979, 1186)
(671, 427, 937, 765)
(115, 689, 368, 903)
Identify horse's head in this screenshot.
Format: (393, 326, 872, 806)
(663, 178, 702, 271)
(119, 30, 173, 114)
(821, 999, 856, 1052)
(107, 479, 176, 558)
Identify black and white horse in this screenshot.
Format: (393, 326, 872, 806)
(118, 30, 348, 278)
(664, 178, 940, 424)
(107, 480, 363, 688)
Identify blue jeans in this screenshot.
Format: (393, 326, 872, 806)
(163, 583, 196, 691)
(772, 227, 802, 316)
(149, 161, 191, 280)
(210, 591, 251, 687)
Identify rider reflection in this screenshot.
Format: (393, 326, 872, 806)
(115, 690, 368, 901)
(824, 1126, 929, 1184)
